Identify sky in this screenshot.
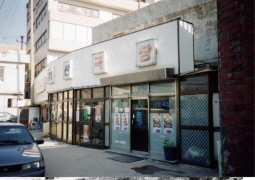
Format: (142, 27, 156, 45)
(0, 0, 28, 46)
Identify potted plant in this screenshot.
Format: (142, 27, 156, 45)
(162, 138, 177, 161)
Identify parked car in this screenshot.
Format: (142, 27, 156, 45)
(0, 112, 18, 123)
(0, 123, 45, 177)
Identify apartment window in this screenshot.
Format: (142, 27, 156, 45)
(35, 58, 46, 77)
(27, 30, 31, 42)
(58, 2, 99, 18)
(36, 31, 47, 51)
(36, 3, 47, 29)
(0, 66, 4, 80)
(50, 21, 92, 44)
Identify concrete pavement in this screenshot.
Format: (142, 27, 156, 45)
(30, 130, 219, 177)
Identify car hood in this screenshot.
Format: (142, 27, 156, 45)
(0, 143, 43, 166)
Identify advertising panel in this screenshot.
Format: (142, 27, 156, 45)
(136, 39, 157, 67)
(92, 51, 107, 74)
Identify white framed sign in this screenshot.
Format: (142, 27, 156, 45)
(36, 77, 46, 94)
(136, 39, 157, 67)
(92, 51, 107, 74)
(47, 67, 54, 84)
(63, 60, 73, 80)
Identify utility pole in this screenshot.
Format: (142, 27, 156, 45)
(138, 0, 140, 9)
(16, 36, 26, 50)
(30, 0, 35, 104)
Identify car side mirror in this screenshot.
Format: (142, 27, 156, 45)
(35, 139, 44, 144)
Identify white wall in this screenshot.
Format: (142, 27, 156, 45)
(93, 0, 218, 62)
(0, 48, 29, 115)
(39, 20, 193, 96)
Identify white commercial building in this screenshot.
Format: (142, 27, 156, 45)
(31, 0, 220, 167)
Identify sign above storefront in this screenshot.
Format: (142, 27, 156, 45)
(136, 39, 157, 67)
(63, 60, 73, 80)
(47, 67, 54, 84)
(36, 77, 46, 94)
(92, 51, 107, 74)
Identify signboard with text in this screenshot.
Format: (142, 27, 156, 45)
(63, 60, 73, 80)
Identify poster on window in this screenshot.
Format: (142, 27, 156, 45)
(136, 39, 156, 67)
(83, 125, 89, 142)
(163, 113, 173, 134)
(94, 105, 101, 122)
(114, 113, 120, 130)
(92, 51, 107, 74)
(152, 113, 161, 133)
(121, 113, 128, 131)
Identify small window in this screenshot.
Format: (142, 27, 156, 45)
(8, 99, 12, 107)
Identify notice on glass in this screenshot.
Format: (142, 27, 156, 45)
(83, 125, 89, 142)
(121, 113, 128, 131)
(94, 105, 101, 122)
(163, 113, 173, 134)
(114, 113, 120, 130)
(153, 113, 161, 133)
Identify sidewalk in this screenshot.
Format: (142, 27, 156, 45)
(30, 130, 219, 177)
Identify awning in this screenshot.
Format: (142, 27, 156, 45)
(179, 66, 217, 77)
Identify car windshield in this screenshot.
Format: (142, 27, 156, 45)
(0, 126, 34, 145)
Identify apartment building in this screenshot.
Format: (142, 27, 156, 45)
(26, 0, 155, 79)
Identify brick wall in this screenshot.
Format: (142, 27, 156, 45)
(218, 0, 254, 176)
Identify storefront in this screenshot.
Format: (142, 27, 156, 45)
(49, 90, 73, 143)
(45, 20, 221, 166)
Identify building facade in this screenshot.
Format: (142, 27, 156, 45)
(0, 44, 30, 119)
(26, 0, 152, 79)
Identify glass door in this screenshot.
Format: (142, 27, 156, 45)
(91, 101, 104, 148)
(131, 99, 148, 152)
(80, 101, 91, 146)
(78, 100, 104, 149)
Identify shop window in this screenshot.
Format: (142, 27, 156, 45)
(132, 83, 148, 95)
(149, 96, 176, 153)
(53, 93, 57, 101)
(81, 89, 91, 99)
(105, 86, 110, 97)
(180, 75, 207, 92)
(93, 88, 104, 98)
(69, 90, 73, 99)
(112, 85, 130, 96)
(58, 93, 63, 101)
(64, 91, 68, 100)
(76, 90, 80, 99)
(150, 81, 175, 93)
(111, 99, 130, 147)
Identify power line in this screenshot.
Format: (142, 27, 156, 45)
(5, 0, 20, 37)
(0, 30, 13, 49)
(0, 0, 16, 27)
(0, 0, 6, 10)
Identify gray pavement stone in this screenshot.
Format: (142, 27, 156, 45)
(30, 130, 219, 177)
